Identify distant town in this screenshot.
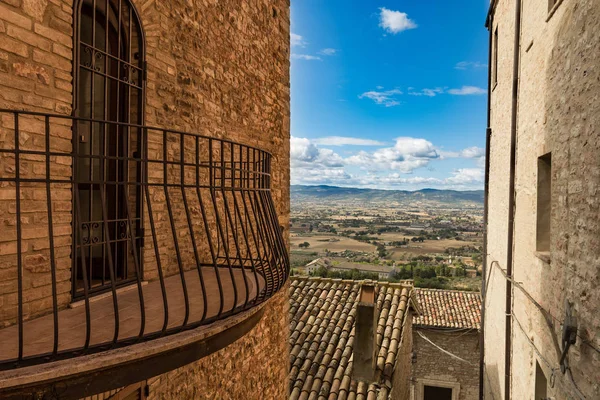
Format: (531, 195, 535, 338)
(290, 185, 484, 291)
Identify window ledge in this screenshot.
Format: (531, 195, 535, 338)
(535, 251, 551, 264)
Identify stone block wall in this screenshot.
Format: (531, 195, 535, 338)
(411, 330, 479, 400)
(0, 0, 290, 396)
(485, 0, 600, 398)
(0, 0, 75, 326)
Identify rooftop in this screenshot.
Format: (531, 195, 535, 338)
(288, 277, 414, 400)
(413, 288, 481, 330)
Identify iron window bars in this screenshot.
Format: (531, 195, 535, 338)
(0, 109, 289, 370)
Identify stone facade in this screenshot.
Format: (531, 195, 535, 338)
(484, 0, 600, 398)
(0, 0, 290, 397)
(411, 330, 479, 400)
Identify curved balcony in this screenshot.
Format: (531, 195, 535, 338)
(0, 109, 288, 396)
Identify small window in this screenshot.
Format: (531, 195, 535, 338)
(536, 153, 552, 252)
(424, 385, 453, 400)
(492, 27, 499, 87)
(535, 361, 548, 400)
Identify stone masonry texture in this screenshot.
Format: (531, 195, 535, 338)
(485, 0, 600, 399)
(0, 0, 291, 397)
(411, 330, 479, 400)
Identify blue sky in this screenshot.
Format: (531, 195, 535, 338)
(290, 1, 489, 190)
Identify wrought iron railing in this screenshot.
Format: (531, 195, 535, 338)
(0, 109, 289, 370)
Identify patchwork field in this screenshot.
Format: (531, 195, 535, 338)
(290, 234, 377, 253)
(387, 238, 478, 259)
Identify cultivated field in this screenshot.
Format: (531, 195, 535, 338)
(290, 234, 377, 253)
(386, 238, 478, 259)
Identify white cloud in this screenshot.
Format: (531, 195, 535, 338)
(459, 146, 485, 158)
(319, 48, 337, 56)
(291, 33, 306, 47)
(379, 8, 417, 34)
(290, 137, 485, 189)
(346, 137, 439, 173)
(455, 61, 487, 70)
(312, 136, 386, 146)
(359, 88, 403, 107)
(291, 54, 322, 61)
(408, 87, 445, 97)
(291, 137, 344, 169)
(446, 168, 484, 184)
(447, 86, 487, 95)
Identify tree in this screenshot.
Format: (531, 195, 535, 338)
(299, 242, 310, 248)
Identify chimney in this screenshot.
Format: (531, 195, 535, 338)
(353, 282, 377, 382)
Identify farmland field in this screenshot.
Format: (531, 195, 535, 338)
(290, 234, 377, 253)
(386, 238, 478, 259)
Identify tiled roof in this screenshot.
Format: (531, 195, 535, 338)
(289, 277, 413, 400)
(413, 288, 481, 329)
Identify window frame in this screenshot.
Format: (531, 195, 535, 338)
(415, 378, 460, 400)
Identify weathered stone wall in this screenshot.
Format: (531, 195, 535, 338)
(147, 282, 290, 400)
(485, 0, 600, 399)
(411, 329, 479, 400)
(0, 0, 74, 326)
(0, 0, 291, 397)
(390, 309, 413, 400)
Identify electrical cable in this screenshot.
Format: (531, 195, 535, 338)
(489, 260, 600, 355)
(416, 330, 477, 366)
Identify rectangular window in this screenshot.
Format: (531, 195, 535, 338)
(535, 361, 548, 400)
(424, 386, 453, 400)
(536, 153, 552, 252)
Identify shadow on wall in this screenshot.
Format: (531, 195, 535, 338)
(544, 0, 600, 398)
(484, 363, 501, 400)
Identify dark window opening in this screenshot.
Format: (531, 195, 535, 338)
(493, 27, 498, 87)
(536, 152, 552, 252)
(535, 361, 548, 400)
(424, 385, 453, 400)
(73, 0, 145, 299)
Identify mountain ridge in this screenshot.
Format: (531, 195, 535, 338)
(291, 185, 484, 204)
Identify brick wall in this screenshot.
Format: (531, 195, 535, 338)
(0, 0, 290, 397)
(0, 0, 74, 326)
(147, 281, 290, 400)
(411, 329, 479, 400)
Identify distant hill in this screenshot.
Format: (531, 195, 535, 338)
(291, 185, 484, 205)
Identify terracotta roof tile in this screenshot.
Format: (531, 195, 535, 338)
(289, 277, 413, 399)
(413, 288, 481, 329)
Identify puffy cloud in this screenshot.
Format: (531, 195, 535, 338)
(459, 146, 485, 158)
(359, 88, 403, 107)
(291, 54, 322, 61)
(319, 48, 337, 56)
(447, 86, 487, 95)
(312, 136, 386, 146)
(445, 168, 484, 184)
(346, 137, 439, 173)
(455, 61, 487, 70)
(379, 8, 417, 34)
(290, 137, 344, 169)
(291, 33, 306, 47)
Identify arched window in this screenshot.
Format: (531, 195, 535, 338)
(73, 0, 145, 298)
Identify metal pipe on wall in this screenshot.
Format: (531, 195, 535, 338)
(504, 0, 523, 398)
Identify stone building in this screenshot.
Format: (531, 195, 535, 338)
(483, 0, 600, 399)
(0, 0, 290, 398)
(411, 289, 481, 400)
(288, 277, 417, 400)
